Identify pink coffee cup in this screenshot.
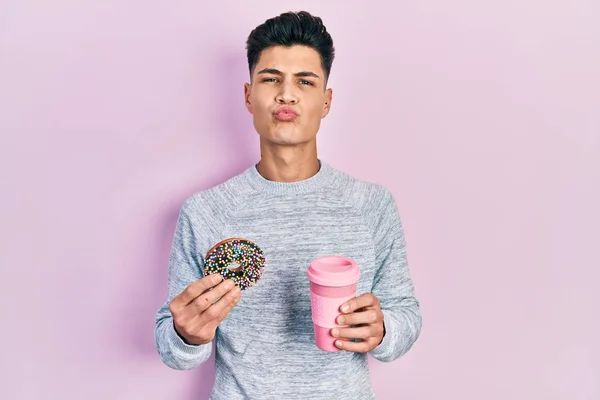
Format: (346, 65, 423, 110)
(307, 255, 360, 352)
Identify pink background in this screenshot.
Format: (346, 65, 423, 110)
(1, 1, 599, 399)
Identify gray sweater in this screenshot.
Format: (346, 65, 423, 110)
(154, 160, 422, 399)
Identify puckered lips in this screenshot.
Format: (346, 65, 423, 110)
(273, 106, 299, 122)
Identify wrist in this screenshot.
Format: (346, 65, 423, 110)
(378, 320, 386, 345)
(173, 321, 200, 346)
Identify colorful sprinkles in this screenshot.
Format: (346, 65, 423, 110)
(204, 238, 266, 290)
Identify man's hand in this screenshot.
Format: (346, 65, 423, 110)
(169, 274, 241, 345)
(331, 293, 385, 352)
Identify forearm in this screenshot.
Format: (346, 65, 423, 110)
(368, 188, 422, 362)
(154, 199, 212, 369)
(370, 297, 421, 362)
(155, 307, 212, 370)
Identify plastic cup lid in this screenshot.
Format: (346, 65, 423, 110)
(307, 256, 360, 287)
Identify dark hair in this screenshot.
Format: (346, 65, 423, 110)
(246, 11, 335, 82)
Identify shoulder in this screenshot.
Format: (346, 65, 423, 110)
(327, 165, 401, 238)
(329, 165, 396, 211)
(179, 167, 252, 222)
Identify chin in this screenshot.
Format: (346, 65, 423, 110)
(262, 127, 307, 146)
(264, 136, 305, 146)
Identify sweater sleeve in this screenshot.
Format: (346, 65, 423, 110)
(369, 188, 422, 362)
(154, 199, 212, 370)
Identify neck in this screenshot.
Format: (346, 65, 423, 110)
(256, 140, 320, 182)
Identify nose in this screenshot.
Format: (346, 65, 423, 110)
(275, 80, 298, 104)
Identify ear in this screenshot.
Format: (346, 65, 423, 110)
(244, 82, 253, 114)
(321, 88, 333, 118)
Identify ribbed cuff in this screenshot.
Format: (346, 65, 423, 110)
(370, 310, 395, 359)
(168, 322, 210, 356)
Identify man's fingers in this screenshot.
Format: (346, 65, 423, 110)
(200, 286, 242, 326)
(176, 274, 224, 307)
(336, 308, 382, 326)
(331, 324, 380, 340)
(340, 293, 379, 314)
(189, 279, 237, 314)
(334, 336, 379, 353)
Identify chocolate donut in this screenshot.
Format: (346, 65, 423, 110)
(203, 237, 266, 290)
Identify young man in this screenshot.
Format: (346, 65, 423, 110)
(155, 11, 421, 399)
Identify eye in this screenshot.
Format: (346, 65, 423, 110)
(261, 77, 278, 83)
(299, 80, 314, 86)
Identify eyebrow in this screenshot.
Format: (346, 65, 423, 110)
(257, 68, 321, 79)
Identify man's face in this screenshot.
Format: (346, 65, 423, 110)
(244, 45, 332, 147)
